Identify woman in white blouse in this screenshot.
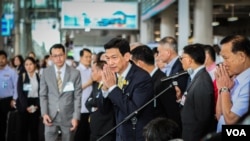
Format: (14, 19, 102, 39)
(16, 57, 41, 141)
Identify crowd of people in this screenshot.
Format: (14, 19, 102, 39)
(0, 35, 250, 141)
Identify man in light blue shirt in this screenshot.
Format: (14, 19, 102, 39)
(0, 50, 18, 141)
(215, 35, 250, 132)
(75, 48, 93, 141)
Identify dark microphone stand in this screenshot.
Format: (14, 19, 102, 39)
(97, 84, 173, 141)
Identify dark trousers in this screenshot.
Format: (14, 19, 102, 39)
(0, 97, 13, 141)
(16, 98, 41, 141)
(74, 113, 90, 141)
(16, 111, 40, 141)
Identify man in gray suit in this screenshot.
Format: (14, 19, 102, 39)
(40, 44, 82, 141)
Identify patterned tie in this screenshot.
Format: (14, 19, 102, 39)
(117, 75, 124, 89)
(57, 71, 62, 93)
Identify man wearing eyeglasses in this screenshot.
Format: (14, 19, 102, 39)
(40, 44, 82, 141)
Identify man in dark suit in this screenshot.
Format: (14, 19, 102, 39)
(100, 37, 154, 141)
(176, 44, 216, 141)
(157, 36, 189, 130)
(85, 60, 115, 141)
(40, 44, 82, 141)
(130, 45, 182, 133)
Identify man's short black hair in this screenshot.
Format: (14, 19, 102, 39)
(49, 44, 66, 55)
(131, 45, 155, 66)
(104, 37, 130, 56)
(0, 50, 8, 58)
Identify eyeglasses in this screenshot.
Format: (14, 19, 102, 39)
(179, 56, 188, 61)
(51, 54, 65, 58)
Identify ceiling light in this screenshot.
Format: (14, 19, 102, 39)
(227, 17, 238, 22)
(212, 21, 220, 26)
(227, 4, 238, 22)
(212, 14, 220, 26)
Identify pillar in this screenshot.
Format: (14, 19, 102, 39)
(140, 19, 154, 44)
(14, 0, 20, 55)
(178, 0, 190, 54)
(160, 4, 176, 38)
(193, 0, 213, 45)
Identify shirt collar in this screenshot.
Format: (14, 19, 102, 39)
(79, 63, 89, 70)
(150, 67, 158, 77)
(206, 63, 217, 71)
(190, 65, 205, 80)
(166, 56, 179, 69)
(54, 63, 66, 74)
(117, 63, 132, 79)
(1, 65, 9, 71)
(235, 67, 250, 86)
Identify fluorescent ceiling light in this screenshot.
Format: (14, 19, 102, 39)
(212, 21, 220, 26)
(227, 16, 238, 22)
(228, 4, 238, 22)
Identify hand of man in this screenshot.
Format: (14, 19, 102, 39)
(70, 119, 78, 131)
(174, 86, 182, 102)
(102, 64, 116, 88)
(10, 99, 16, 108)
(215, 64, 234, 90)
(43, 114, 53, 126)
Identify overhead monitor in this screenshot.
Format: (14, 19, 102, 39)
(61, 1, 138, 30)
(1, 14, 14, 36)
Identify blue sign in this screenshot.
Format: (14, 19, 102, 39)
(1, 14, 14, 36)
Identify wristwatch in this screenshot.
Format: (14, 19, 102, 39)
(219, 87, 230, 94)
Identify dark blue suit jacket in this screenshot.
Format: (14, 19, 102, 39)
(101, 63, 154, 141)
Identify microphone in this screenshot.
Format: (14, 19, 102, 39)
(161, 71, 188, 82)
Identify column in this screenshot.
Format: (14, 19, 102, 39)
(130, 34, 137, 43)
(140, 19, 154, 44)
(178, 0, 190, 54)
(14, 0, 20, 54)
(193, 0, 213, 45)
(20, 0, 33, 56)
(160, 4, 176, 38)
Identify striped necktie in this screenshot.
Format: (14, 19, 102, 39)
(57, 71, 62, 93)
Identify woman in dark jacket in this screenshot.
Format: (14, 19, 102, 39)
(13, 55, 25, 74)
(16, 57, 40, 141)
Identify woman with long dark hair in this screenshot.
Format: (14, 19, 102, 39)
(16, 57, 41, 141)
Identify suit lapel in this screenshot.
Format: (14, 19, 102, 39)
(123, 64, 136, 92)
(170, 59, 183, 75)
(62, 65, 71, 92)
(187, 68, 205, 92)
(50, 66, 58, 91)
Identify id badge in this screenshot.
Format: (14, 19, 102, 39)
(2, 82, 8, 88)
(180, 92, 187, 106)
(23, 83, 32, 91)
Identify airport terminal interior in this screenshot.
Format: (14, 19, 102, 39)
(1, 0, 250, 60)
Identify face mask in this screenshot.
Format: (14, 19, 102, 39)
(66, 60, 73, 66)
(187, 68, 194, 75)
(47, 60, 53, 66)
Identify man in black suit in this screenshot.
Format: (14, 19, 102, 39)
(130, 45, 182, 133)
(85, 60, 115, 141)
(157, 36, 189, 130)
(101, 37, 154, 141)
(176, 44, 216, 141)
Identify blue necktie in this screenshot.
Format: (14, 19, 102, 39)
(186, 76, 191, 91)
